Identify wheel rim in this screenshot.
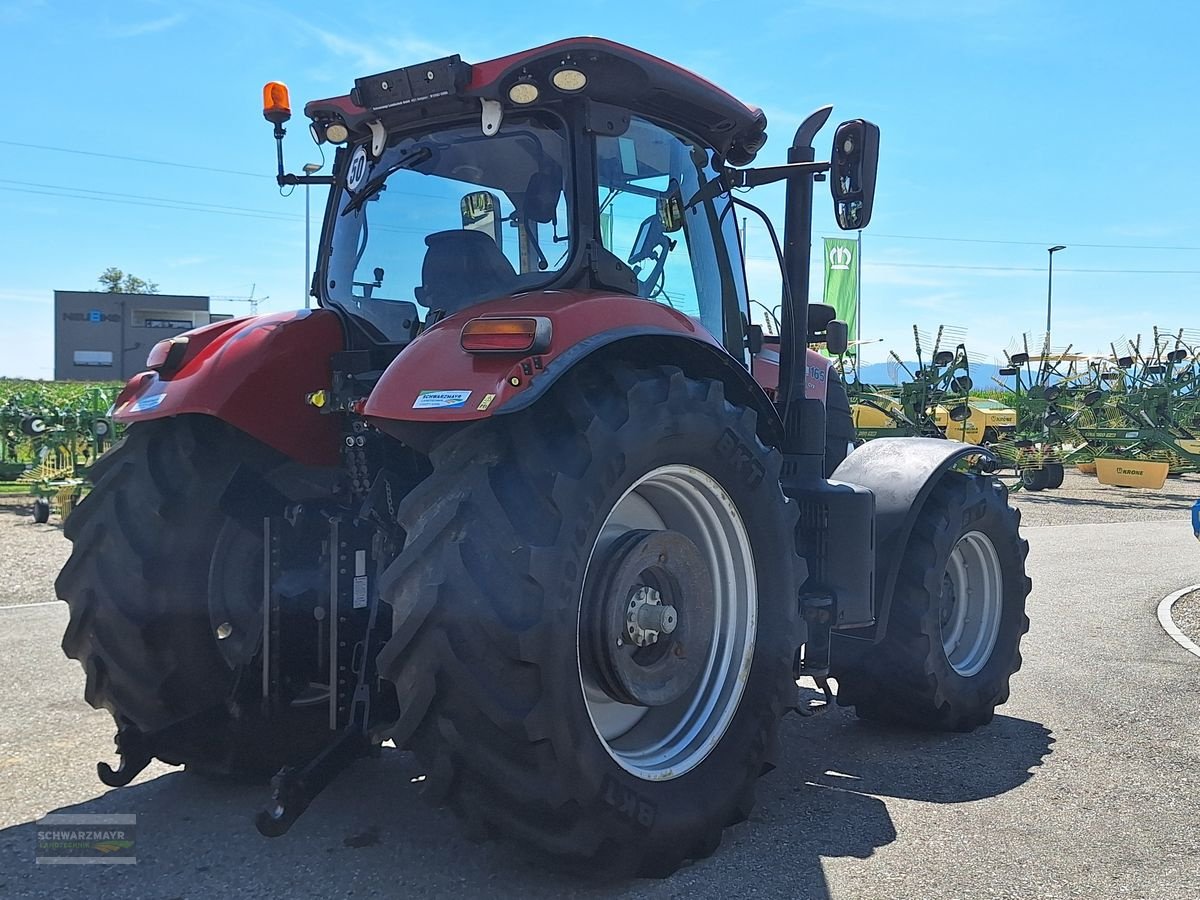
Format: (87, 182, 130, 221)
(939, 530, 1004, 676)
(577, 465, 757, 781)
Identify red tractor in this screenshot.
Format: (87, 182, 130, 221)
(57, 38, 1029, 877)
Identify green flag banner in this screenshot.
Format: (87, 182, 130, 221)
(822, 236, 859, 352)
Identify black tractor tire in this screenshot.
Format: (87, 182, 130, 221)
(1020, 467, 1050, 492)
(1044, 462, 1065, 489)
(825, 367, 857, 476)
(834, 473, 1030, 731)
(32, 497, 51, 524)
(376, 363, 802, 877)
(55, 415, 328, 777)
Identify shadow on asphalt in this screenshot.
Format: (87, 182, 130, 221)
(0, 708, 1053, 897)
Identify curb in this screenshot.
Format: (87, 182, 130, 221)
(1156, 584, 1200, 660)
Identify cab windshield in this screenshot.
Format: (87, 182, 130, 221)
(324, 111, 571, 340)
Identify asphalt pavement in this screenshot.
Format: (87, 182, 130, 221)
(1, 519, 1198, 898)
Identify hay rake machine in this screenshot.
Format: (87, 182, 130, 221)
(0, 386, 119, 521)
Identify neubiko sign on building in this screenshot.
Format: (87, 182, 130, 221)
(53, 291, 223, 381)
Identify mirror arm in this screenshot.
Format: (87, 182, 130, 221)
(686, 161, 832, 210)
(727, 160, 830, 189)
(278, 174, 337, 186)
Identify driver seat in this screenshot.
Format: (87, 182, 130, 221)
(416, 230, 518, 315)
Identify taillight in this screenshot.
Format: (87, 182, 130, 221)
(460, 317, 551, 353)
(146, 336, 189, 372)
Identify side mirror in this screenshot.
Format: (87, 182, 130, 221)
(949, 404, 972, 423)
(745, 322, 765, 355)
(826, 319, 849, 356)
(657, 181, 684, 234)
(461, 191, 503, 248)
(830, 119, 880, 230)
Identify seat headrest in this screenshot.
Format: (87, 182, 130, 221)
(524, 159, 563, 224)
(417, 230, 518, 315)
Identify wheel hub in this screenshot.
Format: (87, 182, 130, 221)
(584, 528, 713, 708)
(625, 585, 678, 647)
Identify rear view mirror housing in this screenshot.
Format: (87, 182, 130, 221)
(826, 320, 849, 356)
(830, 119, 879, 230)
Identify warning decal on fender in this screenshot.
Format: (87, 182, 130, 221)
(413, 390, 472, 409)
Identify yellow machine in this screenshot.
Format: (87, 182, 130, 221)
(934, 399, 1017, 444)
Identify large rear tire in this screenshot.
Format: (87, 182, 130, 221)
(55, 416, 328, 776)
(377, 364, 802, 876)
(834, 473, 1030, 731)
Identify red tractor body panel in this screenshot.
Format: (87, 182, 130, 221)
(112, 309, 344, 466)
(363, 289, 722, 425)
(751, 340, 832, 405)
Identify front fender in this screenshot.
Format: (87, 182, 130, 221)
(832, 437, 994, 642)
(112, 309, 343, 466)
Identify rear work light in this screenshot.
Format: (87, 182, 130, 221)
(460, 317, 551, 353)
(146, 336, 189, 372)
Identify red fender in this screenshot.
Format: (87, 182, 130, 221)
(112, 309, 343, 466)
(363, 290, 724, 425)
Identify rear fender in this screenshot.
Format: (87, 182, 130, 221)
(363, 290, 783, 446)
(830, 437, 994, 644)
(112, 309, 344, 466)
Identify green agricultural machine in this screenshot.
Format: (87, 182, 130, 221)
(0, 385, 119, 521)
(842, 326, 976, 440)
(1069, 330, 1200, 481)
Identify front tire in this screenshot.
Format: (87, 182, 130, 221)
(834, 473, 1030, 731)
(376, 364, 801, 876)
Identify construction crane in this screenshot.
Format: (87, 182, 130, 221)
(210, 283, 268, 316)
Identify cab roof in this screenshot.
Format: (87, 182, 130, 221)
(305, 37, 769, 165)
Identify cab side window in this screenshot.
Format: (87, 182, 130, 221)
(595, 118, 729, 342)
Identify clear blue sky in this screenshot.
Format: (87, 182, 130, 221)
(2, 0, 1197, 378)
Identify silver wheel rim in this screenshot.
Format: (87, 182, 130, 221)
(577, 464, 757, 781)
(940, 530, 1004, 677)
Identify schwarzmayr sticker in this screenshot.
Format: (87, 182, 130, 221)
(412, 390, 472, 410)
(36, 814, 137, 864)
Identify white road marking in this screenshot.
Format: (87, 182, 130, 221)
(1156, 583, 1200, 660)
(0, 600, 61, 611)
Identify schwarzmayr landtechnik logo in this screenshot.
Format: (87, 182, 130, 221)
(36, 814, 137, 864)
(828, 245, 853, 270)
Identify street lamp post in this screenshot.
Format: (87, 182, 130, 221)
(1046, 244, 1066, 342)
(303, 162, 323, 308)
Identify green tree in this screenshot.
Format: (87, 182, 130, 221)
(98, 268, 159, 294)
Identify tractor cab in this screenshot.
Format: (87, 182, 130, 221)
(282, 39, 774, 361)
(267, 37, 875, 394)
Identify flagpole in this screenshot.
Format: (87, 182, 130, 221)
(855, 229, 862, 364)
